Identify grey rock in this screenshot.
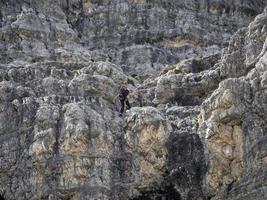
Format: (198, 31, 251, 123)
(199, 9, 267, 200)
(0, 1, 267, 200)
(1, 0, 267, 75)
(0, 61, 133, 200)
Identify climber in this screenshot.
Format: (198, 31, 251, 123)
(119, 82, 131, 117)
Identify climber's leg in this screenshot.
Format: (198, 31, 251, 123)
(120, 99, 125, 116)
(125, 99, 131, 110)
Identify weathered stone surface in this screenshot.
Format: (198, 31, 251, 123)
(154, 66, 220, 106)
(0, 1, 267, 200)
(124, 107, 171, 197)
(1, 0, 266, 75)
(0, 61, 133, 200)
(165, 106, 206, 200)
(199, 8, 267, 200)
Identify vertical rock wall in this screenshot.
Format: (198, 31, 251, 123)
(0, 1, 267, 200)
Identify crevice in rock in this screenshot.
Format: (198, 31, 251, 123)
(131, 185, 182, 200)
(0, 10, 3, 28)
(110, 123, 132, 200)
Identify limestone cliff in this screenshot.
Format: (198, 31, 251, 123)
(0, 1, 266, 200)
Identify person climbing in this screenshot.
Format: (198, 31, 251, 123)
(119, 82, 131, 117)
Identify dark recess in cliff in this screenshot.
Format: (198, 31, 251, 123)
(131, 185, 182, 200)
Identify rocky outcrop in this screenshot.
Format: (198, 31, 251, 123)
(165, 106, 206, 200)
(124, 107, 171, 196)
(1, 0, 267, 76)
(0, 61, 132, 199)
(199, 8, 267, 200)
(0, 1, 267, 200)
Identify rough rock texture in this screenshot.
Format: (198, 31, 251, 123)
(1, 0, 267, 77)
(199, 9, 267, 199)
(0, 61, 131, 199)
(0, 1, 267, 200)
(125, 107, 171, 195)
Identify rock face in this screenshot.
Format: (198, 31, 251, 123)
(199, 9, 267, 199)
(0, 61, 129, 199)
(0, 1, 267, 200)
(125, 107, 171, 195)
(1, 0, 266, 76)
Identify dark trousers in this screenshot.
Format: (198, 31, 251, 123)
(120, 99, 131, 114)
